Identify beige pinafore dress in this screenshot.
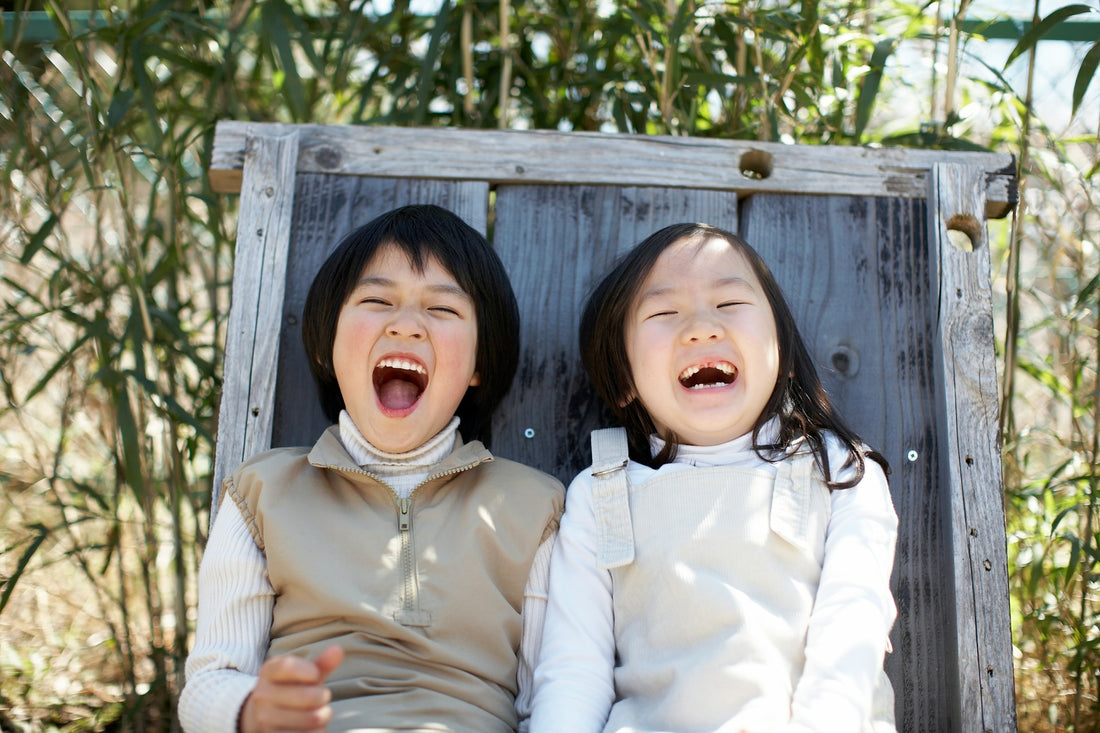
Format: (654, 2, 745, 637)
(588, 428, 894, 733)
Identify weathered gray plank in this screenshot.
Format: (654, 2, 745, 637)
(741, 193, 953, 731)
(206, 122, 1018, 731)
(209, 122, 1015, 219)
(211, 130, 300, 521)
(491, 185, 739, 483)
(271, 174, 490, 449)
(929, 163, 1017, 733)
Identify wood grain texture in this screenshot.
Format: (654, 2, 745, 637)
(491, 185, 739, 483)
(211, 129, 299, 521)
(271, 174, 490, 449)
(741, 193, 954, 731)
(929, 163, 1018, 733)
(207, 122, 1018, 731)
(209, 122, 1016, 218)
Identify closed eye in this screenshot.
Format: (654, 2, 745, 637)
(718, 301, 747, 309)
(359, 296, 391, 306)
(644, 310, 677, 320)
(428, 305, 462, 316)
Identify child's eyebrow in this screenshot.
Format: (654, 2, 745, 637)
(637, 276, 755, 303)
(354, 276, 471, 300)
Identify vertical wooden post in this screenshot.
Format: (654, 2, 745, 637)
(210, 130, 300, 525)
(929, 162, 1018, 731)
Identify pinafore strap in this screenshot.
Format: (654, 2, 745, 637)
(589, 427, 634, 569)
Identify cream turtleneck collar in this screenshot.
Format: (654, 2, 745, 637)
(338, 411, 460, 497)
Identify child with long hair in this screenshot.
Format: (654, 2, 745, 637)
(530, 222, 897, 733)
(180, 204, 564, 733)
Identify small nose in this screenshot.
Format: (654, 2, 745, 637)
(682, 312, 722, 343)
(387, 309, 425, 339)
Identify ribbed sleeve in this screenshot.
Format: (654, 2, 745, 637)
(515, 534, 555, 732)
(178, 499, 273, 733)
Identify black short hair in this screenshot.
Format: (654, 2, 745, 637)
(579, 222, 887, 487)
(301, 204, 519, 446)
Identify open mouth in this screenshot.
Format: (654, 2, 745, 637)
(678, 362, 737, 390)
(373, 357, 428, 411)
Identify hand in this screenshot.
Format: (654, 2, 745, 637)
(239, 645, 345, 733)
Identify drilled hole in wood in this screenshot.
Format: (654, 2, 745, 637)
(946, 213, 981, 252)
(739, 150, 773, 180)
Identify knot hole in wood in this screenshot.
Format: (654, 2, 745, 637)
(314, 145, 343, 171)
(828, 344, 859, 378)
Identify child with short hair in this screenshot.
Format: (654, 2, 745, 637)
(180, 204, 564, 733)
(530, 222, 897, 733)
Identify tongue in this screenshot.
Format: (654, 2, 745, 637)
(379, 378, 421, 410)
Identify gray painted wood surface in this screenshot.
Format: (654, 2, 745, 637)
(208, 123, 1018, 732)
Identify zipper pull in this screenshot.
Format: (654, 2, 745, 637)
(398, 497, 411, 531)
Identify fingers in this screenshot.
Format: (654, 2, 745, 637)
(314, 644, 345, 682)
(240, 651, 343, 733)
(260, 653, 332, 686)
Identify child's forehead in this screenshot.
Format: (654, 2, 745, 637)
(644, 235, 757, 285)
(360, 241, 455, 278)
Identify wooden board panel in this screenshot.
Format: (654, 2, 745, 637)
(207, 123, 1018, 731)
(209, 122, 1016, 219)
(491, 185, 739, 483)
(211, 131, 299, 518)
(271, 174, 490, 449)
(741, 193, 952, 731)
(929, 163, 1017, 733)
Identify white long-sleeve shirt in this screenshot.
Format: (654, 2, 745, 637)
(179, 415, 554, 732)
(530, 427, 898, 733)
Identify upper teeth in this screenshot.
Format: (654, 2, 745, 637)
(377, 358, 426, 374)
(679, 363, 735, 380)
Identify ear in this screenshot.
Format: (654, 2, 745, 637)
(469, 372, 481, 387)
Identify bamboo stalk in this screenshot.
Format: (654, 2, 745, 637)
(498, 0, 511, 128)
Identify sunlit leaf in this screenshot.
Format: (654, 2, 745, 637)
(1072, 40, 1100, 115)
(1005, 4, 1094, 68)
(854, 37, 895, 140)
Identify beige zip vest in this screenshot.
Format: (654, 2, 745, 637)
(228, 427, 564, 733)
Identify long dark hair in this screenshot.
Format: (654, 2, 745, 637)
(301, 204, 519, 446)
(579, 222, 888, 488)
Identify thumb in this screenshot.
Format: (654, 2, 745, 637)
(314, 644, 344, 681)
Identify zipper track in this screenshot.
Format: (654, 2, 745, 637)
(320, 458, 486, 627)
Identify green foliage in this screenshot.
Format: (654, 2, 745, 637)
(0, 0, 1096, 729)
(998, 121, 1100, 729)
(1005, 3, 1099, 115)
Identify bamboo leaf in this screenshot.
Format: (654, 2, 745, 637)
(1005, 4, 1094, 67)
(669, 0, 695, 41)
(1078, 271, 1100, 306)
(106, 87, 134, 128)
(0, 524, 51, 616)
(1063, 533, 1081, 585)
(21, 214, 59, 265)
(1072, 40, 1100, 115)
(1051, 504, 1083, 536)
(414, 0, 452, 125)
(1019, 358, 1074, 398)
(262, 0, 309, 120)
(115, 383, 145, 498)
(855, 37, 896, 140)
(21, 327, 94, 402)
